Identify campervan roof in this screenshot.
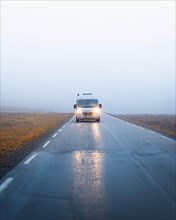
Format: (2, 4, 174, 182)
(77, 92, 97, 100)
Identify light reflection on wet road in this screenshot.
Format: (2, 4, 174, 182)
(72, 122, 106, 219)
(73, 151, 105, 220)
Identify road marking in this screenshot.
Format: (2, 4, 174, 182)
(52, 133, 58, 138)
(63, 125, 66, 128)
(42, 141, 51, 148)
(24, 154, 38, 164)
(0, 178, 13, 193)
(149, 130, 156, 134)
(162, 136, 173, 141)
(71, 116, 75, 120)
(147, 131, 174, 142)
(58, 129, 62, 132)
(68, 116, 74, 124)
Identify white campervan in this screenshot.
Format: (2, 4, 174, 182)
(74, 92, 102, 122)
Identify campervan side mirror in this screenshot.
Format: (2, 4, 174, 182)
(99, 104, 102, 108)
(74, 104, 77, 109)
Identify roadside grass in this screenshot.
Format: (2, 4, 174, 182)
(111, 114, 176, 139)
(0, 112, 73, 156)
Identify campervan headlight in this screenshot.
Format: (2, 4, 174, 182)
(76, 108, 82, 114)
(93, 107, 100, 114)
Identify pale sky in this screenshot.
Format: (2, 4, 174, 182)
(1, 1, 175, 113)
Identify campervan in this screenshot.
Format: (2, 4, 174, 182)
(74, 92, 102, 122)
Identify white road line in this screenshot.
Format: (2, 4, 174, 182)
(148, 131, 174, 141)
(0, 178, 13, 193)
(162, 136, 173, 141)
(24, 154, 38, 164)
(58, 129, 62, 132)
(71, 116, 75, 120)
(42, 140, 51, 148)
(52, 133, 58, 138)
(149, 130, 156, 134)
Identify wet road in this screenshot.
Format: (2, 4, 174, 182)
(0, 113, 175, 220)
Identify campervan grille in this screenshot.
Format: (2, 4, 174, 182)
(83, 112, 94, 115)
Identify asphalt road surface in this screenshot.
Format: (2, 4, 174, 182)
(0, 113, 175, 220)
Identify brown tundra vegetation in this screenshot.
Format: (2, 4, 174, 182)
(113, 114, 176, 139)
(0, 113, 73, 177)
(0, 113, 72, 155)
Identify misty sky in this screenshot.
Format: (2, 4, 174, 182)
(1, 1, 175, 114)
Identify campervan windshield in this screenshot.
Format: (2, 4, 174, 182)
(77, 99, 98, 108)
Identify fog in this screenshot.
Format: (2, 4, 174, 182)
(1, 1, 175, 114)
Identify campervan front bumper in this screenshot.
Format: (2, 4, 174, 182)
(76, 108, 100, 120)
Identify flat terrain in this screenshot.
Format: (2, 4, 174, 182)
(0, 113, 175, 220)
(0, 112, 73, 177)
(110, 114, 176, 139)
